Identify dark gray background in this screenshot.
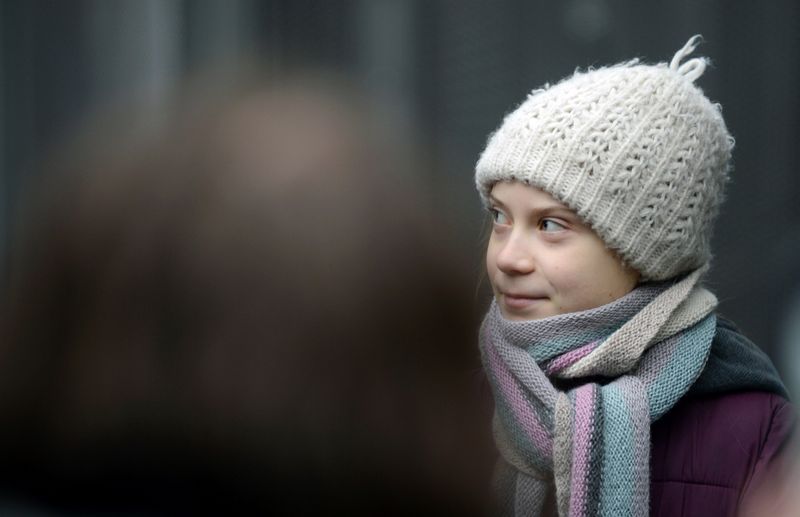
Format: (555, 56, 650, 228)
(2, 0, 799, 386)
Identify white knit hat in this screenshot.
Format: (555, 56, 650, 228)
(475, 36, 734, 281)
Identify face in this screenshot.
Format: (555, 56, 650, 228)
(486, 181, 639, 320)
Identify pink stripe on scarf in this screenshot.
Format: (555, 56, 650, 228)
(569, 384, 596, 517)
(545, 340, 600, 375)
(486, 341, 553, 457)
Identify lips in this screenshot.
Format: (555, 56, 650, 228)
(501, 292, 549, 310)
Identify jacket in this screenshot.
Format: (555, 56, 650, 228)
(649, 317, 794, 516)
(650, 390, 792, 516)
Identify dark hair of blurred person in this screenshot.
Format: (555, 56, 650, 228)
(0, 72, 494, 515)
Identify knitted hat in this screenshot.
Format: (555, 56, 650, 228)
(475, 36, 734, 281)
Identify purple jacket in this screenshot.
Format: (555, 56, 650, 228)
(650, 391, 793, 516)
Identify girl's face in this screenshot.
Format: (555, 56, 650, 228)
(486, 181, 639, 320)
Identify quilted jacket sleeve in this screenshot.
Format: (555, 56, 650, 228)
(739, 397, 795, 514)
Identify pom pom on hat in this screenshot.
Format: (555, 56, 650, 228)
(475, 35, 734, 281)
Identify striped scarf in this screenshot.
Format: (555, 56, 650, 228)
(480, 268, 721, 516)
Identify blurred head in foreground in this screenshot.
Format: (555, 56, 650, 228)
(0, 73, 491, 515)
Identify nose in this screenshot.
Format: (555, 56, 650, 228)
(494, 231, 536, 275)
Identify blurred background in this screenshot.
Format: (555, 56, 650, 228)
(0, 0, 799, 512)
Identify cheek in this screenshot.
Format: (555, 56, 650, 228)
(577, 247, 635, 298)
(550, 258, 593, 295)
(550, 244, 631, 303)
(485, 232, 506, 271)
(547, 247, 594, 285)
(485, 241, 499, 285)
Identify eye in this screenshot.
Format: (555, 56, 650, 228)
(489, 208, 510, 226)
(540, 218, 566, 232)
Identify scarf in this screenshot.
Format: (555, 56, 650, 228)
(479, 268, 785, 516)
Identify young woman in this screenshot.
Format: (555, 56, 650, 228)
(475, 36, 793, 516)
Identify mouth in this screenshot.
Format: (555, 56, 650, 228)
(501, 293, 549, 311)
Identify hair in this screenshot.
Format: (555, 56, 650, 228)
(0, 73, 493, 515)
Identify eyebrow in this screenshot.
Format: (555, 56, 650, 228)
(487, 194, 505, 208)
(488, 194, 577, 219)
